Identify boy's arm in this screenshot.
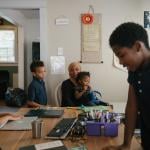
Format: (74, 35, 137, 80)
(27, 100, 41, 108)
(102, 84, 138, 150)
(27, 84, 42, 108)
(122, 84, 138, 148)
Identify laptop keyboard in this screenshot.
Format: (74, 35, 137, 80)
(26, 109, 44, 116)
(25, 109, 64, 118)
(46, 118, 77, 139)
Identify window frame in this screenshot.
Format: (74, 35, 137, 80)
(0, 25, 18, 65)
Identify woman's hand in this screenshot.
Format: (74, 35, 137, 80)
(8, 114, 23, 121)
(0, 114, 23, 128)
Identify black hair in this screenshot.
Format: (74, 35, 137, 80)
(30, 60, 44, 72)
(76, 71, 90, 82)
(109, 22, 150, 49)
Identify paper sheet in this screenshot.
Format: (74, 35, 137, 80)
(35, 140, 63, 150)
(83, 24, 100, 52)
(50, 56, 65, 74)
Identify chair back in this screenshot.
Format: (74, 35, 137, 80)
(54, 82, 62, 106)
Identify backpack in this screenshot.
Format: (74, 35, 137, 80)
(5, 88, 27, 107)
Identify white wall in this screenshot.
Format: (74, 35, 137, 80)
(25, 18, 40, 88)
(46, 0, 141, 105)
(0, 0, 45, 9)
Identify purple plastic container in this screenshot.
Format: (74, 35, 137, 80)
(104, 122, 118, 137)
(86, 121, 118, 137)
(86, 121, 101, 136)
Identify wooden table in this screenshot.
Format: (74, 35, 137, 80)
(0, 108, 142, 150)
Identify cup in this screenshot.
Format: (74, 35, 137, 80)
(31, 119, 43, 138)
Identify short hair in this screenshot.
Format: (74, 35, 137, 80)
(68, 62, 81, 71)
(76, 71, 90, 82)
(109, 22, 149, 49)
(30, 60, 44, 72)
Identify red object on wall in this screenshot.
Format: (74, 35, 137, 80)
(81, 14, 94, 24)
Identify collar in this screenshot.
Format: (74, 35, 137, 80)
(33, 76, 43, 83)
(70, 78, 77, 86)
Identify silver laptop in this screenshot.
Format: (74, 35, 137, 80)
(0, 117, 38, 131)
(0, 106, 19, 113)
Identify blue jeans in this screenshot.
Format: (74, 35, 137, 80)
(87, 91, 108, 106)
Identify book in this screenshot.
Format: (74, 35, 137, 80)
(19, 140, 68, 150)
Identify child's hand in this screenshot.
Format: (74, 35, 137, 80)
(88, 85, 91, 90)
(83, 85, 88, 91)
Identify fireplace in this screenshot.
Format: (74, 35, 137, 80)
(0, 70, 9, 99)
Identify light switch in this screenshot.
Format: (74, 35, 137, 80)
(58, 47, 63, 55)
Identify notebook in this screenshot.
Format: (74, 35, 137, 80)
(24, 109, 64, 118)
(0, 117, 38, 130)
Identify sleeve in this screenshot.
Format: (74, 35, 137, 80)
(74, 86, 84, 100)
(61, 81, 76, 106)
(74, 86, 82, 92)
(28, 84, 36, 102)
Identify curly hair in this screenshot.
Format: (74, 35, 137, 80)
(109, 22, 150, 49)
(30, 60, 44, 72)
(76, 71, 90, 82)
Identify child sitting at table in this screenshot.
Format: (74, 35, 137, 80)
(75, 71, 109, 106)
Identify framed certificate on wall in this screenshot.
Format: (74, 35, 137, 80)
(81, 13, 102, 63)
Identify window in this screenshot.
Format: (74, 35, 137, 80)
(0, 26, 17, 63)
